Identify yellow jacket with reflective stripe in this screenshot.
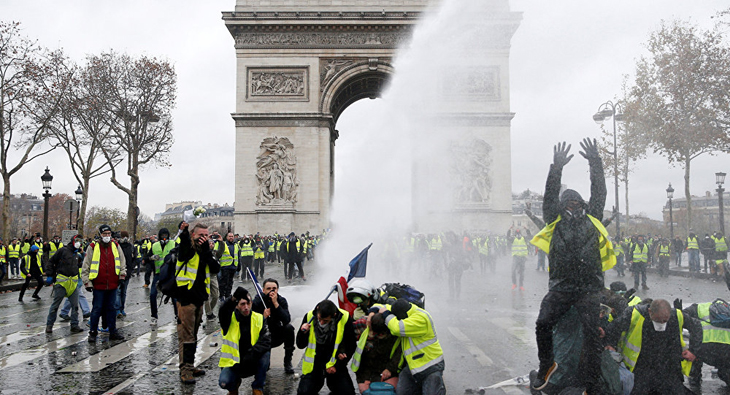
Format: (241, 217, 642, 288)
(697, 301, 730, 345)
(713, 236, 728, 252)
(151, 240, 176, 273)
(219, 311, 264, 368)
(89, 242, 120, 280)
(240, 240, 254, 257)
(8, 244, 20, 259)
(530, 214, 616, 271)
(687, 236, 699, 250)
(21, 254, 44, 279)
(0, 246, 5, 263)
(302, 309, 348, 375)
(176, 253, 211, 294)
(384, 303, 444, 375)
(658, 245, 670, 257)
(621, 307, 692, 376)
(429, 236, 442, 251)
(219, 242, 240, 268)
(631, 244, 648, 263)
(511, 237, 528, 257)
(350, 327, 398, 372)
(49, 242, 63, 254)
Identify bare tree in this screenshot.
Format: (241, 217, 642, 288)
(624, 19, 730, 229)
(0, 22, 70, 242)
(86, 52, 176, 239)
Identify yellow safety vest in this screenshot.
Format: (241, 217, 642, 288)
(254, 244, 265, 260)
(21, 254, 44, 279)
(632, 244, 648, 263)
(621, 307, 692, 376)
(56, 273, 79, 298)
(512, 237, 528, 257)
(429, 237, 442, 251)
(714, 236, 728, 252)
(658, 245, 670, 257)
(219, 311, 264, 368)
(697, 301, 730, 345)
(302, 309, 349, 375)
(531, 214, 616, 271)
(0, 246, 5, 263)
(384, 303, 444, 375)
(88, 242, 121, 280)
(628, 295, 642, 307)
(8, 244, 20, 259)
(240, 241, 254, 257)
(219, 242, 240, 268)
(152, 240, 176, 273)
(49, 242, 63, 254)
(687, 236, 699, 250)
(350, 327, 398, 373)
(268, 241, 275, 253)
(614, 243, 624, 257)
(479, 238, 489, 256)
(176, 253, 211, 294)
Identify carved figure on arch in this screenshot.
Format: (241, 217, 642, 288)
(451, 138, 493, 203)
(255, 136, 300, 206)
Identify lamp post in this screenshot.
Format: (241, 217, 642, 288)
(75, 185, 83, 231)
(717, 172, 726, 236)
(666, 183, 674, 240)
(41, 167, 53, 241)
(593, 100, 624, 237)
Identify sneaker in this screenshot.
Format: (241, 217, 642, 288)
(143, 284, 149, 288)
(151, 317, 158, 326)
(642, 285, 650, 290)
(88, 333, 97, 342)
(83, 312, 91, 319)
(511, 284, 517, 290)
(117, 312, 123, 319)
(520, 286, 525, 291)
(206, 313, 216, 320)
(121, 310, 126, 317)
(180, 372, 196, 384)
(70, 326, 83, 333)
(59, 314, 71, 322)
(109, 332, 124, 341)
(192, 368, 206, 377)
(45, 325, 53, 333)
(99, 327, 109, 333)
(532, 362, 558, 390)
(32, 294, 41, 300)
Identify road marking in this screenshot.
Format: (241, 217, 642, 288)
(0, 321, 136, 370)
(58, 322, 177, 373)
(153, 330, 222, 372)
(489, 317, 535, 346)
(447, 327, 493, 367)
(0, 322, 67, 344)
(2, 306, 45, 318)
(103, 371, 148, 395)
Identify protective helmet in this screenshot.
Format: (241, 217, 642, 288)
(346, 278, 376, 304)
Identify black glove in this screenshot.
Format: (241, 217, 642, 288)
(553, 142, 573, 168)
(579, 137, 601, 162)
(674, 298, 683, 311)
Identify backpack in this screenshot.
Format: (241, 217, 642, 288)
(708, 298, 730, 328)
(380, 282, 426, 308)
(157, 246, 182, 299)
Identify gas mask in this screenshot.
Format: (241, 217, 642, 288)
(652, 321, 667, 332)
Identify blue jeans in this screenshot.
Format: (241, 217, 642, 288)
(90, 289, 117, 334)
(688, 249, 700, 272)
(47, 283, 80, 327)
(219, 351, 270, 391)
(115, 276, 130, 312)
(396, 364, 446, 395)
(8, 258, 19, 277)
(150, 273, 160, 318)
(61, 278, 90, 316)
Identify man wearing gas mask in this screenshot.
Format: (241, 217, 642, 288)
(531, 138, 613, 394)
(606, 299, 700, 394)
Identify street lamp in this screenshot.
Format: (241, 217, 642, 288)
(41, 167, 53, 241)
(593, 100, 624, 237)
(75, 185, 83, 231)
(666, 183, 675, 240)
(717, 172, 726, 235)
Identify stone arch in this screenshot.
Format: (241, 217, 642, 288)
(320, 61, 394, 123)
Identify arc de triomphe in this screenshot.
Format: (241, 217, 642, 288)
(223, 0, 521, 234)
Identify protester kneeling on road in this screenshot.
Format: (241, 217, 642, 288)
(218, 286, 271, 395)
(352, 313, 401, 393)
(296, 299, 356, 395)
(252, 278, 296, 374)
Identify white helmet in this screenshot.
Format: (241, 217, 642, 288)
(346, 278, 375, 304)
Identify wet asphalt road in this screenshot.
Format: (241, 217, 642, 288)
(0, 255, 729, 395)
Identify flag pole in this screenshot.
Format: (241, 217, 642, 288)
(246, 267, 267, 310)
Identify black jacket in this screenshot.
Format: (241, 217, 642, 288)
(252, 293, 292, 333)
(542, 157, 606, 293)
(48, 244, 83, 279)
(119, 241, 135, 275)
(283, 239, 302, 264)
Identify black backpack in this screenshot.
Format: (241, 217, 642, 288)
(157, 246, 183, 299)
(380, 282, 426, 308)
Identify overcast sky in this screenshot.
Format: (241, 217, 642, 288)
(2, 0, 729, 224)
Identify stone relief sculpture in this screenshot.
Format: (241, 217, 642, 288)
(451, 138, 493, 203)
(256, 136, 300, 206)
(320, 59, 354, 88)
(235, 31, 409, 49)
(250, 70, 306, 97)
(442, 66, 500, 101)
